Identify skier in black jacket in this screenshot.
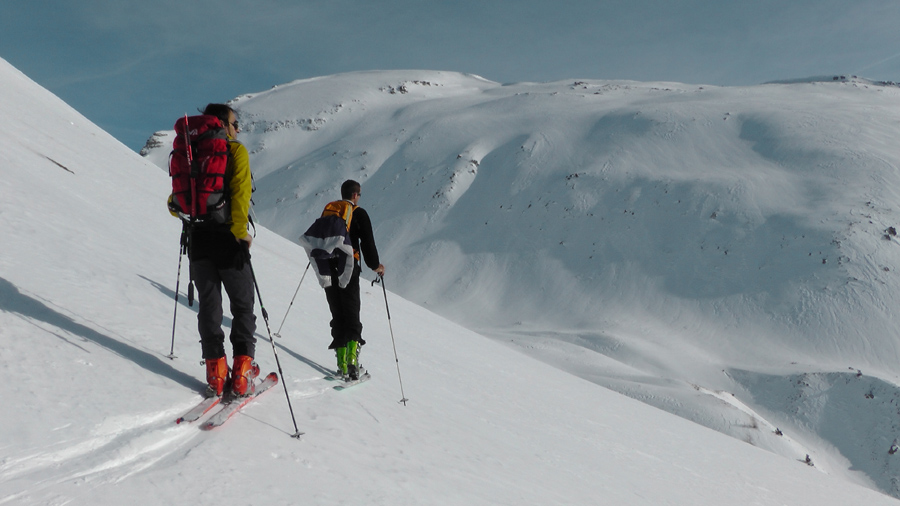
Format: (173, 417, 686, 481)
(325, 179, 385, 380)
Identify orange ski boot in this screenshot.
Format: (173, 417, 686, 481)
(231, 355, 259, 397)
(205, 356, 229, 398)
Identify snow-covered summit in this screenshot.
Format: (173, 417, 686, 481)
(4, 51, 900, 504)
(142, 68, 900, 497)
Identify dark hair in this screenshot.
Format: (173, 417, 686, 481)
(341, 179, 361, 200)
(202, 103, 234, 125)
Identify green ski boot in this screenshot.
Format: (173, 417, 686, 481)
(347, 340, 360, 380)
(335, 346, 348, 377)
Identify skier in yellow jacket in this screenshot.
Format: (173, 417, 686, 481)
(171, 103, 257, 398)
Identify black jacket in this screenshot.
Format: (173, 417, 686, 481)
(349, 207, 380, 271)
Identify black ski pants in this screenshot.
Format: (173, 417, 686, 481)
(191, 258, 257, 359)
(324, 263, 363, 350)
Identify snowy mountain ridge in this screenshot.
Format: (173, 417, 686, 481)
(2, 53, 899, 504)
(143, 69, 900, 497)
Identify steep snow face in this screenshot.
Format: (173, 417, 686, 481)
(10, 55, 900, 505)
(142, 71, 900, 496)
(222, 71, 900, 372)
(145, 70, 900, 494)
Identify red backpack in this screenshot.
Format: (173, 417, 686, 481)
(168, 114, 230, 224)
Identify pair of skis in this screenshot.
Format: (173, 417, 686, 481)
(324, 369, 371, 390)
(175, 370, 370, 430)
(176, 372, 279, 429)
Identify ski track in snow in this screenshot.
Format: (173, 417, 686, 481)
(0, 408, 195, 503)
(0, 377, 336, 504)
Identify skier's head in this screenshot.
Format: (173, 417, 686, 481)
(202, 104, 233, 124)
(341, 180, 362, 201)
(202, 103, 239, 134)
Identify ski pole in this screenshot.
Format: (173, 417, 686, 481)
(167, 228, 189, 360)
(245, 248, 304, 438)
(372, 275, 409, 406)
(273, 262, 310, 338)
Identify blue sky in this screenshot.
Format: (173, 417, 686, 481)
(2, 0, 899, 151)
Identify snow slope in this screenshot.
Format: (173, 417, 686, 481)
(2, 55, 898, 505)
(145, 71, 900, 497)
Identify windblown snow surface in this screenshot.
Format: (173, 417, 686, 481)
(3, 54, 900, 504)
(147, 69, 900, 495)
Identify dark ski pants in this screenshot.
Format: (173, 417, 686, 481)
(191, 258, 257, 360)
(324, 263, 363, 350)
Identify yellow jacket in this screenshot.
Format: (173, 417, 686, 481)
(226, 138, 252, 240)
